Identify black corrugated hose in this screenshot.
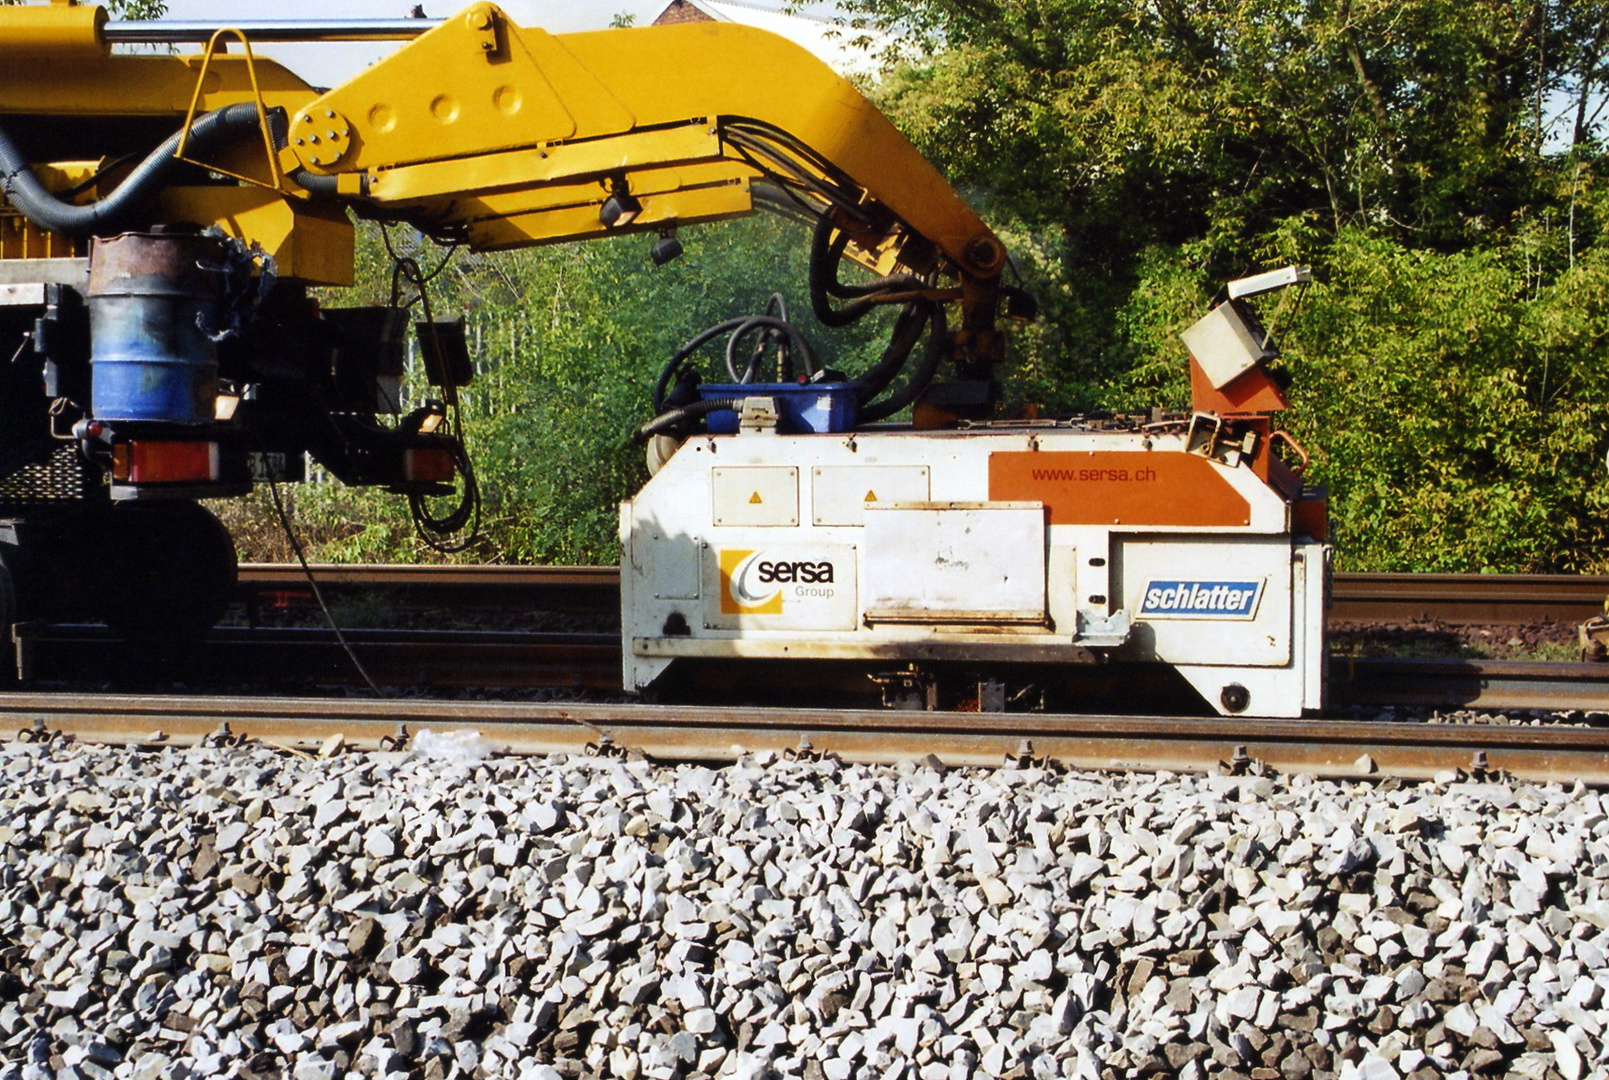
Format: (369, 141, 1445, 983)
(0, 104, 339, 237)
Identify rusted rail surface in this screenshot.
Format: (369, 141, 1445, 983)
(17, 625, 622, 691)
(237, 565, 1609, 625)
(1332, 572, 1609, 625)
(237, 563, 620, 616)
(5, 692, 1607, 784)
(17, 622, 1609, 714)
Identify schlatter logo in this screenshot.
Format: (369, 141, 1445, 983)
(1140, 579, 1264, 619)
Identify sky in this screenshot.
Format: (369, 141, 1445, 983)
(150, 0, 881, 86)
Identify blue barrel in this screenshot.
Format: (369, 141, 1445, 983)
(88, 233, 224, 424)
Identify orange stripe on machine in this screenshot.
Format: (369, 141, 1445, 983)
(987, 451, 1251, 527)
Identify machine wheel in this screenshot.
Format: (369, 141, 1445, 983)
(95, 501, 237, 652)
(0, 548, 18, 684)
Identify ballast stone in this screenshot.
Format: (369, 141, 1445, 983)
(1, 746, 1608, 1078)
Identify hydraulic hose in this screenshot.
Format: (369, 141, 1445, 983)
(850, 300, 927, 404)
(635, 397, 745, 442)
(808, 215, 925, 328)
(0, 102, 267, 237)
(652, 315, 816, 413)
(857, 300, 946, 424)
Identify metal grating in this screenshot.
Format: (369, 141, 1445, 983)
(0, 444, 96, 508)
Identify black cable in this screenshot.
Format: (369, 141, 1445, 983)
(408, 435, 480, 553)
(850, 300, 926, 404)
(751, 182, 827, 227)
(261, 467, 384, 697)
(857, 300, 946, 423)
(724, 297, 815, 383)
(808, 216, 927, 328)
(652, 315, 816, 412)
(388, 244, 480, 552)
(382, 224, 459, 290)
(635, 397, 745, 442)
(723, 120, 866, 210)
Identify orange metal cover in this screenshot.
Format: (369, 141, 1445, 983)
(988, 451, 1251, 527)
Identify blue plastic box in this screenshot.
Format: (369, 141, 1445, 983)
(700, 382, 859, 434)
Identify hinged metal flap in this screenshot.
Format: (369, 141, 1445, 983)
(863, 502, 1045, 623)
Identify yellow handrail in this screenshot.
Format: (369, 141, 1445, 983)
(176, 28, 284, 191)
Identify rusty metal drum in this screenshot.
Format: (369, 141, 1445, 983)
(88, 232, 224, 424)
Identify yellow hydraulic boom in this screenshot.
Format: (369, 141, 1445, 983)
(0, 1, 1013, 647)
(0, 2, 1004, 351)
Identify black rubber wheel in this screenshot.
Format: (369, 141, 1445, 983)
(0, 547, 18, 684)
(95, 501, 238, 651)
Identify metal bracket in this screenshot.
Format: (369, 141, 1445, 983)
(870, 667, 936, 711)
(1185, 413, 1254, 468)
(379, 722, 410, 751)
(738, 396, 781, 434)
(1222, 744, 1266, 776)
(977, 679, 1006, 713)
(1005, 739, 1050, 769)
(1580, 615, 1609, 662)
(200, 721, 247, 748)
(15, 717, 62, 744)
(785, 736, 836, 763)
(586, 733, 643, 760)
(465, 4, 502, 58)
(10, 620, 36, 683)
(1074, 608, 1131, 647)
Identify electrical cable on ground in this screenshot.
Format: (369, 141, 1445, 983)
(262, 469, 385, 698)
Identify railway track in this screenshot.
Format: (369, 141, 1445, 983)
(16, 622, 1609, 712)
(15, 624, 622, 690)
(236, 564, 1609, 625)
(5, 691, 1606, 785)
(7, 568, 1608, 783)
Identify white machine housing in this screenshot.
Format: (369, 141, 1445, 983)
(621, 421, 1328, 717)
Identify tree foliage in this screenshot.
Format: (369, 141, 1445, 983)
(0, 0, 166, 14)
(235, 0, 1609, 573)
(848, 0, 1608, 248)
(814, 0, 1609, 572)
(246, 216, 894, 565)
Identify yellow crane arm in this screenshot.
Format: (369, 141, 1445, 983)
(285, 4, 1003, 283)
(0, 2, 1005, 342)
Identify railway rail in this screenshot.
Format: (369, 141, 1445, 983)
(4, 691, 1607, 785)
(235, 564, 1609, 626)
(7, 568, 1609, 784)
(15, 622, 1609, 713)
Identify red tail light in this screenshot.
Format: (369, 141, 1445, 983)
(111, 441, 220, 483)
(405, 448, 454, 483)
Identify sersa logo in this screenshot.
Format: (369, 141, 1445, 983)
(1141, 579, 1264, 619)
(719, 550, 838, 614)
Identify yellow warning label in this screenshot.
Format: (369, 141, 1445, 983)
(864, 490, 878, 502)
(749, 491, 764, 504)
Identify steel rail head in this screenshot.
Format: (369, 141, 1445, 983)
(4, 691, 1609, 785)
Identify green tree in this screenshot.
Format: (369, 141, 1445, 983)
(835, 0, 1609, 246)
(252, 214, 896, 565)
(0, 1, 166, 14)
